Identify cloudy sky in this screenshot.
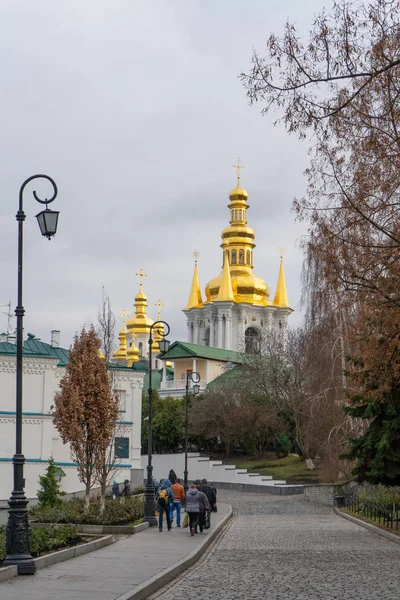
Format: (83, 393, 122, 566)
(0, 0, 328, 349)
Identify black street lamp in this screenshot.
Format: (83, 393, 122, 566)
(4, 175, 59, 575)
(143, 320, 170, 526)
(184, 371, 201, 494)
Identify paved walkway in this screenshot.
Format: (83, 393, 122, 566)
(2, 491, 400, 599)
(0, 505, 230, 600)
(151, 491, 400, 600)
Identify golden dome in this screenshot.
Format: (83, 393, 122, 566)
(126, 337, 140, 366)
(204, 173, 270, 307)
(229, 183, 248, 201)
(126, 283, 154, 335)
(206, 270, 269, 306)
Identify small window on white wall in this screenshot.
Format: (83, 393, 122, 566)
(115, 389, 127, 413)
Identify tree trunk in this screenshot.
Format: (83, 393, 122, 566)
(100, 473, 107, 515)
(84, 480, 91, 511)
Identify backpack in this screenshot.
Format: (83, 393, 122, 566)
(158, 488, 169, 507)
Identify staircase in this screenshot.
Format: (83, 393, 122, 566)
(141, 453, 303, 495)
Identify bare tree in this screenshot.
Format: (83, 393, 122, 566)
(97, 286, 116, 364)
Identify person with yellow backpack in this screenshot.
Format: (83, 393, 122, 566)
(156, 478, 174, 532)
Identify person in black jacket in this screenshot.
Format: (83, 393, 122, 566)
(168, 469, 177, 484)
(201, 479, 217, 512)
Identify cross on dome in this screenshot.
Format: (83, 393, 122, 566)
(136, 268, 148, 289)
(120, 308, 129, 323)
(155, 299, 164, 320)
(233, 158, 245, 186)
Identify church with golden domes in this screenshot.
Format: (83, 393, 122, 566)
(111, 163, 293, 395)
(183, 162, 293, 353)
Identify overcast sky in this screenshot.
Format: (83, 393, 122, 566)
(0, 0, 329, 349)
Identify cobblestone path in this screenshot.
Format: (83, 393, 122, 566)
(151, 490, 400, 600)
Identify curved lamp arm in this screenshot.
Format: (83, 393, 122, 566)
(19, 174, 58, 211)
(186, 371, 201, 386)
(149, 320, 171, 340)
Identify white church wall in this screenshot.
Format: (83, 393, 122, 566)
(0, 354, 144, 500)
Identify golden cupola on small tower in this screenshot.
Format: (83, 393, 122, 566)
(205, 160, 269, 306)
(113, 309, 129, 361)
(126, 270, 154, 359)
(126, 334, 140, 367)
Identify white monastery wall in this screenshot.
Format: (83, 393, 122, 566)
(0, 355, 144, 500)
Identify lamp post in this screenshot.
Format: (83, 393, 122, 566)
(184, 371, 201, 494)
(143, 320, 170, 526)
(4, 175, 59, 575)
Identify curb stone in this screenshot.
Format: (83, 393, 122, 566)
(31, 521, 149, 536)
(0, 565, 18, 583)
(33, 534, 115, 570)
(116, 506, 233, 600)
(334, 507, 400, 545)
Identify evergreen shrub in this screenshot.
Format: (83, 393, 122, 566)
(274, 432, 292, 458)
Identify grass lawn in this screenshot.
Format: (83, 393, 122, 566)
(228, 454, 320, 483)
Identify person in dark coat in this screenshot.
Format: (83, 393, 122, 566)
(195, 484, 210, 532)
(122, 479, 131, 497)
(201, 479, 217, 511)
(168, 469, 177, 484)
(112, 481, 120, 500)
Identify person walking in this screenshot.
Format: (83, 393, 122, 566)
(112, 481, 120, 500)
(185, 483, 200, 536)
(195, 484, 210, 533)
(201, 478, 217, 512)
(121, 479, 131, 502)
(156, 478, 174, 532)
(170, 477, 185, 527)
(168, 469, 177, 484)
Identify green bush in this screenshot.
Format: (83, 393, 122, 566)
(357, 484, 400, 511)
(37, 457, 65, 508)
(274, 432, 292, 458)
(30, 495, 144, 526)
(0, 524, 80, 564)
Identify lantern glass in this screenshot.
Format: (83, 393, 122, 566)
(36, 208, 59, 239)
(193, 383, 200, 395)
(158, 338, 170, 353)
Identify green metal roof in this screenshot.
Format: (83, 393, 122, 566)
(0, 341, 38, 356)
(159, 341, 242, 363)
(23, 336, 70, 366)
(206, 366, 242, 390)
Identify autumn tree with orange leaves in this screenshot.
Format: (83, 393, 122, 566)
(242, 0, 400, 484)
(53, 326, 119, 509)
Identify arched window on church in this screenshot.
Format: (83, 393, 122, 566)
(204, 328, 210, 346)
(231, 210, 234, 222)
(239, 249, 245, 264)
(245, 327, 261, 354)
(246, 250, 250, 264)
(235, 209, 238, 221)
(231, 249, 237, 264)
(139, 342, 143, 357)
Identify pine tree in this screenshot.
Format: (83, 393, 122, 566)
(53, 326, 119, 509)
(37, 457, 64, 508)
(343, 369, 400, 486)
